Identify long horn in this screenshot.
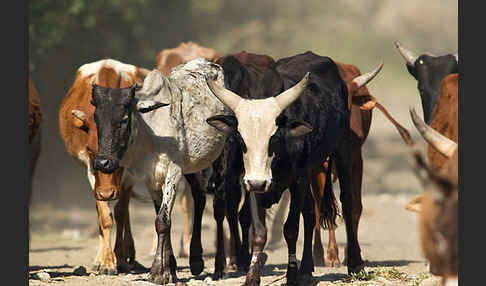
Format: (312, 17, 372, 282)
(454, 52, 458, 63)
(207, 78, 242, 111)
(352, 62, 384, 89)
(275, 72, 310, 111)
(395, 41, 419, 65)
(410, 108, 457, 157)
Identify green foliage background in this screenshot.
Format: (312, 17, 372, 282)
(29, 0, 457, 206)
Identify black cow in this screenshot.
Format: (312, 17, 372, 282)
(394, 41, 458, 124)
(207, 51, 381, 285)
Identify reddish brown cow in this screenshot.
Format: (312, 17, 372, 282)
(406, 109, 458, 286)
(311, 61, 413, 267)
(59, 59, 149, 274)
(153, 42, 221, 258)
(29, 76, 42, 245)
(155, 41, 220, 75)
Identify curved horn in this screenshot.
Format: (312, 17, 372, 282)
(395, 41, 419, 65)
(275, 72, 310, 111)
(352, 62, 384, 89)
(410, 108, 457, 157)
(207, 78, 242, 111)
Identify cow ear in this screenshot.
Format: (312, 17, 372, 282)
(72, 109, 88, 130)
(405, 195, 423, 213)
(135, 100, 169, 113)
(351, 94, 376, 110)
(206, 115, 237, 135)
(288, 120, 313, 137)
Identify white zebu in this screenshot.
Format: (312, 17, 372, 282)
(90, 58, 230, 283)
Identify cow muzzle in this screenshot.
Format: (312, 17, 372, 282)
(243, 178, 270, 193)
(94, 168, 123, 201)
(94, 155, 120, 174)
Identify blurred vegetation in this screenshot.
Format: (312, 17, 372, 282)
(29, 0, 457, 207)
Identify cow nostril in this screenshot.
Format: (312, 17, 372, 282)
(248, 180, 267, 192)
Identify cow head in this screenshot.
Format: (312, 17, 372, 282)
(206, 72, 311, 193)
(406, 108, 458, 280)
(395, 41, 458, 124)
(89, 82, 169, 200)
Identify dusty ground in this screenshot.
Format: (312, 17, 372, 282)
(29, 94, 444, 285)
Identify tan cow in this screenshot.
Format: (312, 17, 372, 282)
(155, 41, 220, 75)
(406, 109, 458, 286)
(59, 59, 149, 274)
(154, 42, 221, 258)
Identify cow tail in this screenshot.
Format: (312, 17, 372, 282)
(319, 157, 340, 230)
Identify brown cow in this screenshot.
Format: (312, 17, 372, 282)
(29, 76, 42, 246)
(426, 73, 458, 171)
(155, 41, 220, 75)
(406, 109, 458, 286)
(153, 42, 221, 258)
(311, 61, 413, 267)
(59, 59, 149, 274)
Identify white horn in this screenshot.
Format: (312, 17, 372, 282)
(454, 52, 458, 63)
(395, 41, 419, 65)
(275, 72, 310, 111)
(410, 108, 457, 158)
(72, 109, 86, 121)
(352, 62, 384, 89)
(207, 78, 242, 111)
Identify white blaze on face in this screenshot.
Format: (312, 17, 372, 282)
(234, 97, 281, 192)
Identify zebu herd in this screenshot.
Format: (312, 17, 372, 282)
(28, 41, 459, 286)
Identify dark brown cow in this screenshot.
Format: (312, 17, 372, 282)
(154, 42, 221, 259)
(59, 59, 149, 274)
(155, 41, 220, 75)
(406, 109, 458, 286)
(29, 76, 42, 245)
(311, 61, 413, 267)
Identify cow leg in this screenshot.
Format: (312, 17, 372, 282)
(178, 186, 193, 258)
(114, 185, 146, 273)
(310, 168, 326, 267)
(335, 136, 364, 274)
(93, 200, 117, 275)
(149, 164, 182, 284)
(239, 192, 252, 271)
(326, 225, 341, 267)
(242, 192, 267, 286)
(225, 181, 244, 270)
(212, 177, 227, 280)
(299, 189, 316, 283)
(267, 190, 289, 250)
(185, 174, 206, 276)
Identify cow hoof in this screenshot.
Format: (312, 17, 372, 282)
(313, 254, 326, 267)
(325, 258, 341, 268)
(258, 252, 268, 268)
(242, 277, 260, 286)
(212, 269, 225, 280)
(99, 266, 117, 275)
(286, 263, 299, 286)
(148, 271, 176, 285)
(347, 264, 365, 275)
(298, 273, 314, 285)
(189, 257, 204, 276)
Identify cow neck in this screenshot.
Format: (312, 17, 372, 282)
(119, 111, 157, 179)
